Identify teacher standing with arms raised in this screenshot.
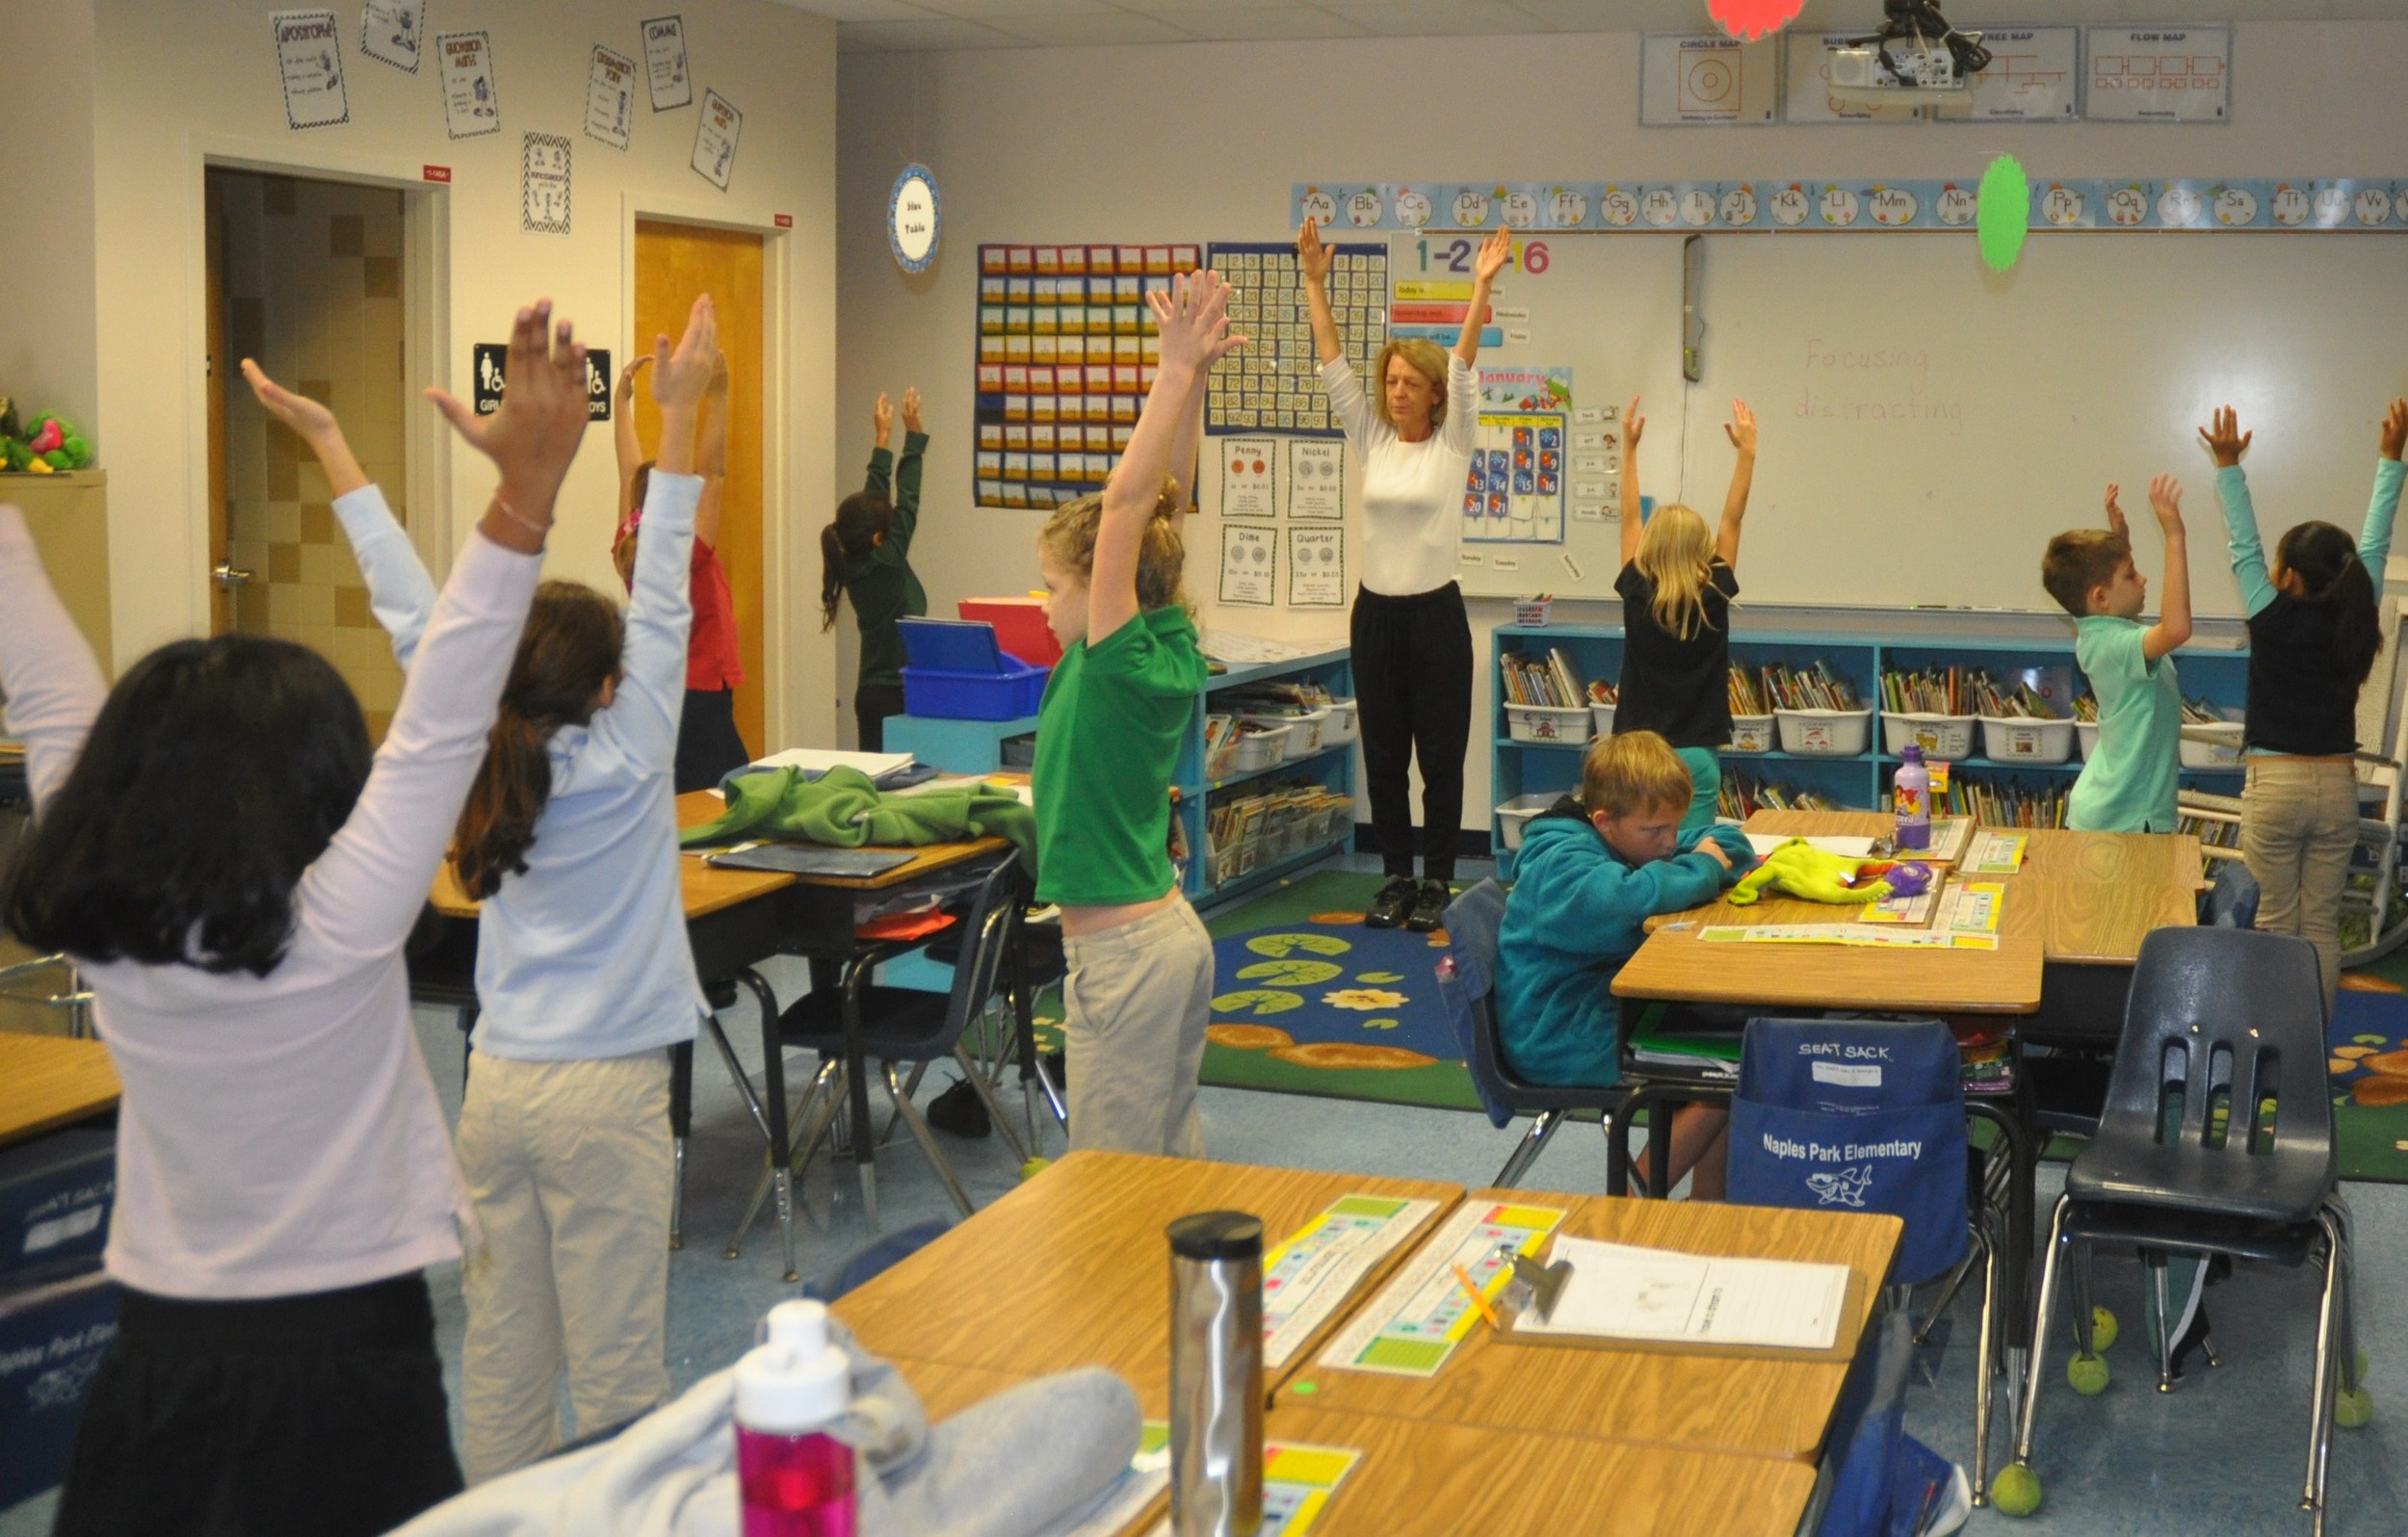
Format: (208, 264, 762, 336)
(1300, 220, 1511, 931)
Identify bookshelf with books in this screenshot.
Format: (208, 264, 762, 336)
(1175, 643, 1356, 909)
(1491, 623, 2256, 873)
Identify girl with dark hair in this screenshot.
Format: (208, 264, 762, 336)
(2206, 398, 2408, 1006)
(1, 299, 587, 1537)
(821, 386, 928, 751)
(254, 298, 723, 1481)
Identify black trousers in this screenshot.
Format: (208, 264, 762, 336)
(674, 686, 752, 794)
(855, 683, 906, 754)
(1350, 582, 1473, 882)
(55, 1272, 463, 1537)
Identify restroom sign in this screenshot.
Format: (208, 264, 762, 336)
(473, 344, 613, 420)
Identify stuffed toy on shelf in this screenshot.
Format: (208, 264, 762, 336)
(0, 396, 95, 474)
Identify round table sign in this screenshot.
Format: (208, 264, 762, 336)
(888, 163, 940, 274)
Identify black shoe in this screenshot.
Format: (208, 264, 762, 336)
(926, 1075, 992, 1138)
(1365, 875, 1418, 929)
(1406, 879, 1452, 932)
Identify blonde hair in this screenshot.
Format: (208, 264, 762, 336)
(2040, 529, 2132, 618)
(1634, 503, 1718, 641)
(1582, 730, 1693, 820)
(1371, 339, 1450, 432)
(1037, 476, 1189, 612)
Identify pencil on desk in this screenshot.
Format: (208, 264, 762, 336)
(1453, 1263, 1502, 1330)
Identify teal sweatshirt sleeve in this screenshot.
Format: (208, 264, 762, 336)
(2215, 464, 2278, 617)
(1515, 834, 1731, 960)
(2360, 457, 2405, 573)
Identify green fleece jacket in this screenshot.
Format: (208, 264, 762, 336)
(678, 766, 1038, 870)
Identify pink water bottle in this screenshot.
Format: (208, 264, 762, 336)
(1894, 743, 1931, 852)
(736, 1301, 855, 1537)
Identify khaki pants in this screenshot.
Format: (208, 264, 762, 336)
(2242, 758, 2360, 1009)
(1062, 899, 1215, 1158)
(456, 1048, 673, 1484)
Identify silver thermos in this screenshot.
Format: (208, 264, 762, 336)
(1167, 1211, 1264, 1537)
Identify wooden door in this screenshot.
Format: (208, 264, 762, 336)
(634, 221, 766, 753)
(205, 172, 230, 635)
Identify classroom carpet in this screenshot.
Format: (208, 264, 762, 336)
(2331, 952, 2408, 1185)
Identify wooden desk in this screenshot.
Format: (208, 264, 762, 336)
(835, 1151, 1460, 1411)
(0, 1032, 118, 1147)
(1280, 1189, 1899, 1464)
(1615, 919, 2043, 1015)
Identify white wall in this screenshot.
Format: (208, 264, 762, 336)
(85, 0, 838, 747)
(0, 0, 99, 427)
(837, 20, 2408, 821)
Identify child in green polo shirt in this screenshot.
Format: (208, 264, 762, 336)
(1031, 268, 1243, 1157)
(2043, 474, 2193, 833)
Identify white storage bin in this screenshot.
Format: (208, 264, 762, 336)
(1322, 697, 1360, 746)
(1284, 709, 1329, 760)
(1882, 712, 1977, 761)
(1727, 714, 1777, 754)
(1227, 723, 1290, 772)
(2077, 721, 2100, 762)
(1774, 708, 1873, 757)
(2181, 719, 2246, 768)
(1589, 701, 1617, 738)
(1506, 704, 1595, 745)
(1978, 715, 2076, 765)
(1496, 793, 1559, 852)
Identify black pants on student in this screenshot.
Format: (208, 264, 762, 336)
(855, 683, 906, 754)
(674, 686, 752, 794)
(1351, 582, 1473, 883)
(55, 1271, 462, 1537)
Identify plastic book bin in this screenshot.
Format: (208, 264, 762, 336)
(899, 618, 1051, 720)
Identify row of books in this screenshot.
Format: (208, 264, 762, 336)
(1718, 769, 1845, 821)
(1501, 648, 1588, 710)
(1755, 662, 1862, 712)
(1203, 780, 1350, 888)
(2177, 812, 2243, 852)
(2182, 695, 2233, 725)
(1879, 665, 2054, 718)
(1901, 773, 2071, 829)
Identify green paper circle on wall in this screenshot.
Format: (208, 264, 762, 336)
(1977, 155, 2029, 272)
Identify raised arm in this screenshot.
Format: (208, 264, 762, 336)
(1092, 271, 1246, 645)
(1296, 221, 1342, 367)
(2142, 474, 2191, 663)
(1715, 401, 1758, 569)
(244, 360, 436, 667)
(1619, 396, 1646, 566)
(1141, 299, 1208, 513)
(0, 508, 107, 813)
(881, 386, 927, 565)
(863, 391, 895, 500)
(695, 350, 729, 549)
(615, 355, 651, 527)
(2363, 398, 2407, 573)
(2202, 404, 2275, 617)
(304, 300, 589, 955)
(1455, 227, 1511, 369)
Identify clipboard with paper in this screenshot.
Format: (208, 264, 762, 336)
(1493, 1235, 1868, 1363)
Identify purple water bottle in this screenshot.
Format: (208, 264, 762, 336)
(735, 1301, 855, 1537)
(1895, 743, 1932, 851)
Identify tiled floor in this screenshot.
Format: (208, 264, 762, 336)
(9, 861, 2406, 1534)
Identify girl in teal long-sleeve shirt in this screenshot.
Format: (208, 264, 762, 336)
(2205, 399, 2407, 1006)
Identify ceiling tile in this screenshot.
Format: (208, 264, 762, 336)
(1135, 5, 1373, 38)
(1317, 0, 1556, 36)
(982, 11, 1208, 43)
(911, 0, 1124, 14)
(836, 15, 1032, 49)
(776, 0, 944, 20)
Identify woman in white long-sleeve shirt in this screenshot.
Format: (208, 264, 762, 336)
(1300, 220, 1510, 932)
(0, 300, 591, 1537)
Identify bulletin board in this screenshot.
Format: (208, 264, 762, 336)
(972, 241, 1199, 511)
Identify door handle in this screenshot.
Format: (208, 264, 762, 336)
(212, 562, 255, 589)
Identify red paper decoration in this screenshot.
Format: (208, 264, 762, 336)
(1708, 0, 1806, 42)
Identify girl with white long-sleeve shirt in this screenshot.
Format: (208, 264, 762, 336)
(1300, 220, 1510, 933)
(248, 298, 722, 1482)
(1, 300, 590, 1537)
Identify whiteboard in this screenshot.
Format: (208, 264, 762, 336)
(1674, 232, 2408, 615)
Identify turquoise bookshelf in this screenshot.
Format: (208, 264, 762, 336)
(1178, 645, 1356, 910)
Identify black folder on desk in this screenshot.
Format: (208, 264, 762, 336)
(703, 845, 915, 879)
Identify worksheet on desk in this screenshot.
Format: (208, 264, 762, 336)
(1260, 1195, 1442, 1369)
(1511, 1237, 1848, 1351)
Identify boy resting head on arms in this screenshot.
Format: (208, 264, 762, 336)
(2042, 476, 2191, 832)
(1497, 730, 1754, 1197)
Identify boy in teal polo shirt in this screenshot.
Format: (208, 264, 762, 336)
(1031, 269, 1243, 1157)
(2044, 475, 2193, 832)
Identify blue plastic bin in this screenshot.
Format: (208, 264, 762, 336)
(900, 618, 1052, 721)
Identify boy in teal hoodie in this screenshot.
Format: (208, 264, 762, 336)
(1498, 729, 1754, 1196)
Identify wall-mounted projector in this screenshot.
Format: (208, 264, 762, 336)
(1827, 0, 1993, 103)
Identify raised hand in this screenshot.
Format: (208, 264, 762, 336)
(2103, 482, 2129, 540)
(2381, 398, 2407, 462)
(650, 295, 719, 421)
(615, 353, 651, 404)
(900, 385, 923, 436)
(2147, 472, 2184, 532)
(2199, 404, 2252, 469)
(1295, 219, 1330, 287)
(873, 391, 894, 449)
(1472, 226, 1513, 286)
(1624, 395, 1645, 452)
(1153, 270, 1248, 377)
(241, 360, 340, 444)
(1724, 400, 1757, 457)
(426, 299, 589, 518)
